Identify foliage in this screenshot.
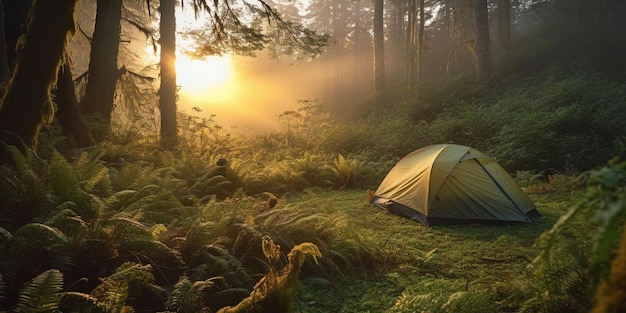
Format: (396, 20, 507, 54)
(15, 269, 64, 313)
(90, 262, 163, 312)
(528, 160, 626, 312)
(216, 236, 321, 313)
(386, 290, 497, 313)
(181, 1, 329, 59)
(178, 108, 233, 158)
(591, 225, 626, 313)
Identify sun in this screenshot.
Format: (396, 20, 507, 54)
(176, 53, 234, 95)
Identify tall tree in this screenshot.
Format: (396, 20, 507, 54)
(0, 0, 80, 151)
(158, 0, 177, 148)
(406, 0, 417, 85)
(79, 0, 123, 128)
(473, 0, 491, 79)
(417, 0, 425, 80)
(55, 60, 95, 147)
(373, 0, 385, 100)
(1, 0, 91, 147)
(496, 0, 511, 54)
(0, 1, 9, 84)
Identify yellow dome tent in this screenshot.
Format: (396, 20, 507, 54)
(370, 144, 540, 226)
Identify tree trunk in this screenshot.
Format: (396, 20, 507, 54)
(473, 0, 492, 79)
(1, 0, 31, 70)
(406, 0, 416, 88)
(0, 1, 10, 84)
(417, 0, 425, 81)
(0, 0, 79, 151)
(497, 0, 511, 54)
(159, 0, 178, 147)
(373, 0, 385, 101)
(80, 0, 122, 126)
(55, 60, 95, 147)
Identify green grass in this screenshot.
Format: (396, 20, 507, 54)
(289, 189, 579, 313)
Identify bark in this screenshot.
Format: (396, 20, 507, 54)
(417, 0, 425, 81)
(473, 0, 492, 79)
(0, 1, 10, 84)
(0, 0, 79, 151)
(159, 0, 178, 147)
(1, 0, 31, 69)
(55, 60, 95, 147)
(406, 0, 416, 86)
(373, 0, 385, 101)
(80, 0, 122, 124)
(497, 0, 511, 53)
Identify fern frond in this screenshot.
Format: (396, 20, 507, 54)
(0, 148, 49, 230)
(8, 223, 73, 271)
(102, 217, 149, 237)
(91, 262, 161, 312)
(204, 244, 253, 286)
(120, 239, 185, 271)
(165, 277, 202, 313)
(387, 291, 444, 313)
(16, 269, 63, 313)
(217, 236, 321, 313)
(49, 150, 111, 207)
(42, 206, 88, 240)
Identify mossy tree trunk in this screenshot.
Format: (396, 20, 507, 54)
(159, 0, 177, 148)
(80, 0, 122, 138)
(0, 0, 80, 151)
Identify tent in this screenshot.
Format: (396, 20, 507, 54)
(369, 144, 540, 226)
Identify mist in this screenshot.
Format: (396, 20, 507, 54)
(178, 52, 332, 132)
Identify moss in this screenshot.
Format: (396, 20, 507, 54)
(0, 0, 79, 150)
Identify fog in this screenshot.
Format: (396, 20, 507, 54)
(177, 52, 332, 132)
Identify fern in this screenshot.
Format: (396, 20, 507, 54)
(387, 291, 445, 313)
(217, 236, 321, 313)
(90, 262, 162, 313)
(323, 154, 367, 190)
(15, 269, 64, 313)
(4, 223, 73, 274)
(165, 277, 203, 313)
(47, 150, 111, 221)
(530, 160, 626, 312)
(254, 205, 373, 275)
(42, 204, 89, 240)
(201, 244, 253, 287)
(0, 146, 49, 231)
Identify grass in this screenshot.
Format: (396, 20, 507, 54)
(288, 189, 580, 313)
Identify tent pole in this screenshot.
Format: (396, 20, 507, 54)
(473, 159, 530, 221)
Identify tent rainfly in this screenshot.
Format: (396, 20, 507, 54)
(369, 144, 540, 226)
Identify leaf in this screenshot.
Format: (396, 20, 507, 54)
(16, 269, 63, 313)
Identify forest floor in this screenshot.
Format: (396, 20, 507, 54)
(287, 189, 578, 313)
